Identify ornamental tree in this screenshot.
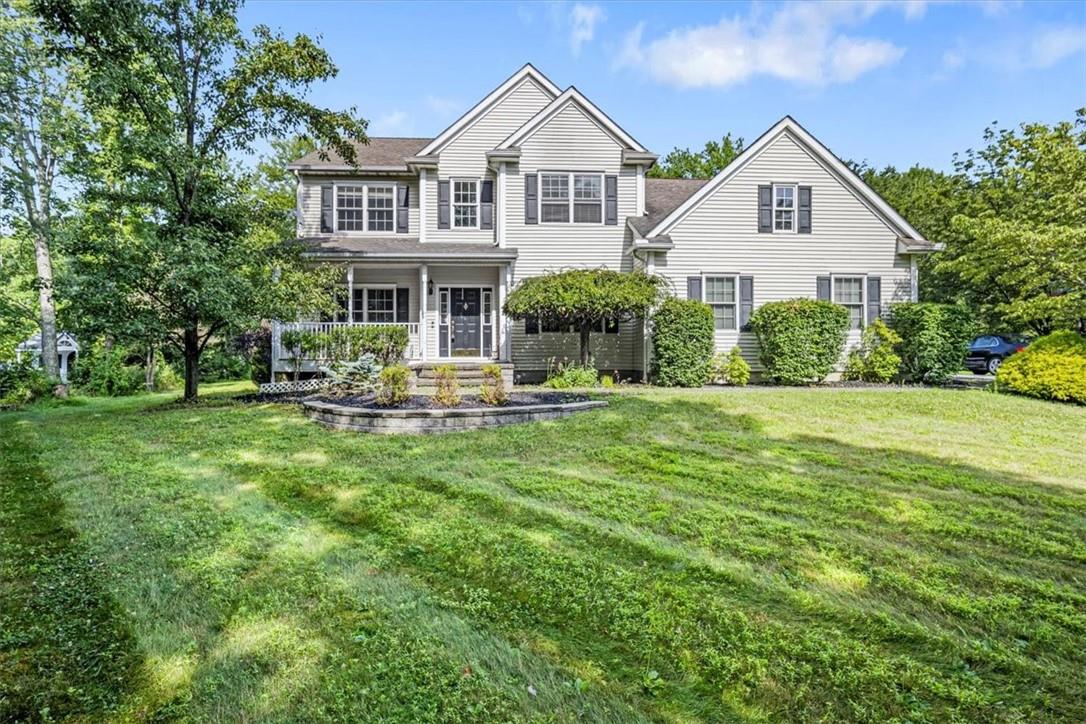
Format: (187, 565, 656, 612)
(503, 269, 664, 366)
(37, 0, 367, 400)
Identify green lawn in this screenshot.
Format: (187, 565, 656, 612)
(2, 384, 1084, 722)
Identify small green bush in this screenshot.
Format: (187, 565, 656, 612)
(479, 364, 508, 406)
(712, 347, 751, 386)
(544, 362, 598, 389)
(996, 331, 1086, 404)
(79, 344, 145, 396)
(321, 354, 381, 395)
(0, 359, 52, 406)
(376, 364, 411, 406)
(433, 364, 461, 407)
(651, 298, 715, 387)
(843, 319, 903, 383)
(750, 300, 849, 385)
(890, 303, 977, 384)
(198, 339, 250, 383)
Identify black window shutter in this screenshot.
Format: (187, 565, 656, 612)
(686, 276, 702, 301)
(816, 276, 831, 301)
(480, 179, 494, 230)
(321, 183, 334, 233)
(437, 180, 450, 229)
(739, 275, 754, 331)
(604, 175, 618, 225)
(396, 287, 410, 323)
(758, 185, 772, 233)
(524, 316, 539, 335)
(524, 174, 538, 225)
(867, 277, 881, 324)
(396, 184, 409, 234)
(798, 186, 812, 234)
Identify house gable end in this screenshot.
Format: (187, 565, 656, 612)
(499, 88, 648, 152)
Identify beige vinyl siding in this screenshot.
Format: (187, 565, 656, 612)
(659, 131, 913, 371)
(503, 101, 640, 374)
(427, 77, 553, 245)
(349, 267, 420, 323)
(297, 175, 419, 238)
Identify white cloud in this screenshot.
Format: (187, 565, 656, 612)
(425, 96, 461, 117)
(569, 3, 604, 55)
(614, 2, 909, 88)
(1026, 26, 1086, 69)
(372, 110, 411, 136)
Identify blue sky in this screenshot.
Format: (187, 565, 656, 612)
(239, 0, 1085, 171)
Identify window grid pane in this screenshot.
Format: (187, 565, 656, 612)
(540, 174, 568, 201)
(367, 185, 394, 232)
(453, 180, 478, 228)
(775, 186, 794, 208)
(573, 175, 601, 200)
(366, 288, 395, 323)
(541, 203, 569, 223)
(712, 305, 737, 330)
(573, 203, 601, 223)
(834, 278, 864, 329)
(337, 185, 365, 231)
(704, 277, 735, 304)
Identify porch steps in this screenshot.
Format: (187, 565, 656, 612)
(409, 362, 514, 394)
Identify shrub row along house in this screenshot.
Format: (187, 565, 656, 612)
(274, 64, 936, 382)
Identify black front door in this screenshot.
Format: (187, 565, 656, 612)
(450, 288, 481, 356)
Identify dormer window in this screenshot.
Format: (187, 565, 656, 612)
(774, 185, 795, 232)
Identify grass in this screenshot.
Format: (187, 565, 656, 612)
(1, 382, 1084, 722)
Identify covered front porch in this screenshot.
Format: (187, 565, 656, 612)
(271, 259, 515, 375)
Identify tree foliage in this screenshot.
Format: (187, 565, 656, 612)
(503, 269, 664, 366)
(648, 133, 745, 179)
(36, 0, 368, 399)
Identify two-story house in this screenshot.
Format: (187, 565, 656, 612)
(273, 63, 935, 382)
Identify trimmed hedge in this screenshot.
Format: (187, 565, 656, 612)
(996, 331, 1086, 404)
(750, 300, 849, 384)
(890, 303, 977, 384)
(651, 298, 715, 387)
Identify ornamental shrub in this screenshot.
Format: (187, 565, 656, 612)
(750, 300, 849, 384)
(843, 319, 903, 383)
(890, 303, 977, 384)
(544, 361, 599, 388)
(376, 364, 411, 406)
(651, 298, 715, 387)
(78, 343, 145, 396)
(433, 364, 461, 407)
(479, 363, 508, 405)
(996, 331, 1086, 404)
(0, 359, 52, 406)
(712, 347, 751, 386)
(321, 354, 381, 395)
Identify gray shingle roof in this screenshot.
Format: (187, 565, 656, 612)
(628, 178, 710, 236)
(299, 236, 517, 260)
(288, 137, 433, 171)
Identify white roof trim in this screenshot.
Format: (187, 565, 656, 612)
(416, 64, 561, 157)
(646, 116, 926, 241)
(498, 87, 648, 152)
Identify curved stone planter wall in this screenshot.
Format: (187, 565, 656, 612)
(303, 399, 607, 434)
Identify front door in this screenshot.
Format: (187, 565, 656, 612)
(450, 288, 481, 357)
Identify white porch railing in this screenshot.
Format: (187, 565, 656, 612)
(271, 320, 421, 369)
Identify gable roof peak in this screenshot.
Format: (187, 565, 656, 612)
(417, 64, 561, 156)
(498, 85, 649, 152)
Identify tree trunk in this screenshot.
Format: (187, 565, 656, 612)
(579, 325, 592, 367)
(183, 327, 200, 401)
(32, 229, 60, 381)
(145, 345, 156, 392)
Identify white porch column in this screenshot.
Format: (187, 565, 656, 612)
(59, 352, 69, 383)
(910, 256, 919, 302)
(346, 265, 355, 322)
(643, 251, 655, 383)
(419, 169, 428, 244)
(419, 264, 428, 361)
(499, 263, 512, 361)
(497, 162, 507, 247)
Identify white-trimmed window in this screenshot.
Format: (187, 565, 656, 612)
(833, 276, 864, 329)
(336, 185, 366, 231)
(540, 173, 569, 223)
(540, 172, 603, 224)
(774, 184, 796, 232)
(573, 174, 602, 223)
(453, 179, 479, 229)
(352, 286, 396, 324)
(704, 276, 738, 330)
(367, 185, 394, 232)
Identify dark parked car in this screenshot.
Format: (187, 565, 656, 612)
(965, 335, 1028, 375)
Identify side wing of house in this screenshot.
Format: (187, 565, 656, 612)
(641, 118, 932, 371)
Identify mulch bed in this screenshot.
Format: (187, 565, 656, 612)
(239, 390, 588, 409)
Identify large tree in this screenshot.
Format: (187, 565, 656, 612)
(503, 269, 664, 366)
(38, 0, 367, 399)
(942, 112, 1086, 334)
(648, 133, 745, 179)
(0, 0, 84, 383)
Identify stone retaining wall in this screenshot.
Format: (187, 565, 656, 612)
(303, 399, 607, 434)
